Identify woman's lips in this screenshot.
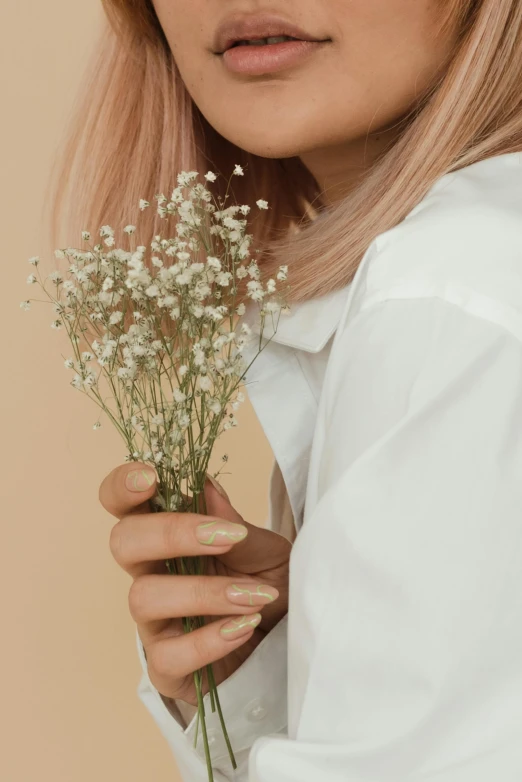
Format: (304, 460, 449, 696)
(221, 39, 330, 76)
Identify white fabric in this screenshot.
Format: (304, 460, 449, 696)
(135, 151, 522, 781)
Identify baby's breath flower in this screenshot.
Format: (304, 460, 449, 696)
(20, 300, 31, 310)
(28, 256, 40, 266)
(27, 274, 37, 284)
(233, 164, 244, 176)
(198, 376, 213, 392)
(93, 421, 101, 429)
(123, 225, 136, 235)
(51, 319, 62, 329)
(139, 199, 150, 210)
(204, 171, 217, 182)
(81, 231, 91, 241)
(256, 199, 269, 210)
(109, 311, 123, 325)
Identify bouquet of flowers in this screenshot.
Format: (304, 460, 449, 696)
(20, 164, 290, 782)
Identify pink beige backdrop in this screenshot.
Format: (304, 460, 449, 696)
(2, 1, 273, 779)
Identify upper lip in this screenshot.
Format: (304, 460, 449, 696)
(213, 13, 330, 54)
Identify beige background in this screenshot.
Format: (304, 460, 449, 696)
(2, 1, 273, 779)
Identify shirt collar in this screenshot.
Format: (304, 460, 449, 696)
(243, 281, 352, 353)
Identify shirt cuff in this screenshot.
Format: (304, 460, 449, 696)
(135, 614, 288, 779)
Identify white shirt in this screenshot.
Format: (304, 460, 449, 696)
(135, 150, 522, 781)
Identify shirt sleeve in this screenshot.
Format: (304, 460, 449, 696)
(135, 600, 288, 781)
(249, 294, 522, 782)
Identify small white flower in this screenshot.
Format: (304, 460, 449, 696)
(176, 271, 192, 286)
(93, 422, 101, 430)
(123, 225, 136, 235)
(49, 271, 63, 284)
(139, 199, 150, 210)
(204, 171, 217, 182)
(81, 351, 93, 362)
(193, 348, 206, 366)
(206, 255, 222, 271)
(64, 358, 75, 369)
(233, 164, 244, 176)
(27, 273, 37, 284)
(239, 205, 250, 215)
(28, 256, 40, 266)
(199, 376, 212, 392)
(81, 231, 91, 241)
(173, 388, 187, 403)
(109, 310, 123, 325)
(208, 399, 222, 415)
(99, 225, 115, 238)
(277, 264, 288, 280)
(178, 365, 189, 378)
(83, 373, 96, 387)
(145, 284, 160, 297)
(236, 266, 248, 279)
(216, 271, 231, 287)
(20, 300, 31, 310)
(102, 276, 114, 291)
(256, 199, 269, 210)
(266, 278, 276, 293)
(51, 319, 62, 329)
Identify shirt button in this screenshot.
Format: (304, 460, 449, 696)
(245, 698, 268, 722)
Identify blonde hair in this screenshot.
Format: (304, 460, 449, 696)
(43, 0, 522, 304)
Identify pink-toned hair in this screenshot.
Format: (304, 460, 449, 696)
(43, 0, 522, 305)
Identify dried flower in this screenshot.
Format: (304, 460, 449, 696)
(20, 164, 291, 782)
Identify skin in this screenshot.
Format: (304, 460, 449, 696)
(102, 465, 291, 704)
(106, 2, 460, 704)
(151, 0, 459, 203)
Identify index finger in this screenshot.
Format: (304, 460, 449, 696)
(99, 462, 158, 520)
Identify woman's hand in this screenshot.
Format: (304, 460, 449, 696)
(100, 463, 291, 706)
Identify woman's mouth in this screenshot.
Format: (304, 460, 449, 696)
(220, 37, 331, 76)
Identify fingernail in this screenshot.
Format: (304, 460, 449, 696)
(126, 468, 156, 492)
(225, 583, 279, 606)
(220, 613, 262, 639)
(195, 520, 248, 546)
(205, 473, 230, 501)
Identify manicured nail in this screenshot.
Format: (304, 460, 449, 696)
(225, 583, 279, 606)
(195, 520, 248, 546)
(126, 468, 156, 492)
(220, 613, 262, 639)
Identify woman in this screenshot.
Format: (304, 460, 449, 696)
(48, 1, 522, 780)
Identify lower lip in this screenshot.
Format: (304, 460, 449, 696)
(221, 40, 328, 75)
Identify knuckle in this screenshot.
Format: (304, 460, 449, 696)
(109, 522, 126, 565)
(190, 578, 208, 610)
(191, 627, 212, 661)
(161, 515, 181, 557)
(128, 576, 152, 622)
(147, 642, 178, 681)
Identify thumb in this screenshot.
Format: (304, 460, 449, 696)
(203, 474, 243, 524)
(203, 474, 291, 573)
